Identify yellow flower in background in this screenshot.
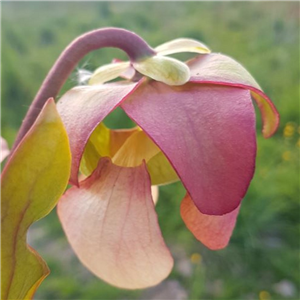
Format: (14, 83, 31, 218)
(282, 151, 291, 161)
(259, 290, 271, 300)
(283, 122, 296, 138)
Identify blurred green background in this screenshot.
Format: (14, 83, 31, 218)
(1, 2, 299, 300)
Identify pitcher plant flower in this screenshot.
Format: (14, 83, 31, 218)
(54, 29, 279, 289)
(2, 28, 279, 297)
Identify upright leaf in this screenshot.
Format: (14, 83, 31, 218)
(1, 99, 71, 300)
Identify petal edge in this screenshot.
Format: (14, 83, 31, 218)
(181, 194, 240, 250)
(58, 158, 173, 289)
(188, 53, 279, 138)
(122, 82, 256, 215)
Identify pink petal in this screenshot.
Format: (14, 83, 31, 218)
(1, 137, 10, 162)
(122, 82, 256, 215)
(56, 82, 139, 185)
(57, 158, 173, 289)
(181, 194, 240, 250)
(187, 53, 279, 138)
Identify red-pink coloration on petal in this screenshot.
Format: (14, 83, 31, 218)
(187, 53, 279, 138)
(1, 137, 10, 162)
(122, 82, 256, 215)
(57, 158, 173, 289)
(56, 82, 139, 185)
(180, 194, 240, 250)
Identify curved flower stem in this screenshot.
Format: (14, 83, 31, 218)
(11, 27, 155, 153)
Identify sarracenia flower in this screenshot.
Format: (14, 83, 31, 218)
(56, 32, 279, 289)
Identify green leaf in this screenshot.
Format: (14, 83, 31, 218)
(1, 99, 71, 300)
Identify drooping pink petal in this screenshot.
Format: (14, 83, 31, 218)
(1, 137, 10, 162)
(180, 194, 240, 250)
(56, 82, 140, 185)
(122, 82, 256, 215)
(57, 158, 173, 289)
(187, 53, 279, 138)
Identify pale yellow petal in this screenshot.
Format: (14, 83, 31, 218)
(89, 62, 131, 85)
(112, 130, 160, 167)
(155, 38, 210, 56)
(133, 55, 190, 86)
(110, 127, 140, 157)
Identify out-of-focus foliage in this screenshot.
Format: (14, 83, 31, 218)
(1, 2, 299, 300)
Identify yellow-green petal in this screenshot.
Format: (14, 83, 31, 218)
(110, 128, 179, 185)
(80, 123, 110, 176)
(81, 122, 179, 186)
(133, 55, 190, 86)
(147, 151, 179, 186)
(1, 99, 71, 300)
(155, 38, 211, 56)
(112, 130, 160, 167)
(80, 123, 139, 176)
